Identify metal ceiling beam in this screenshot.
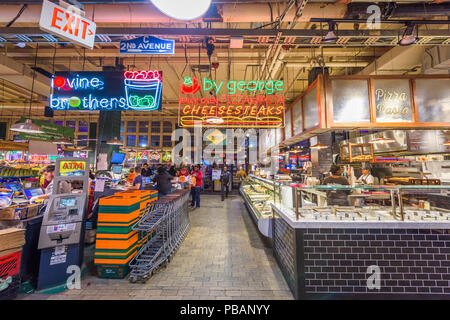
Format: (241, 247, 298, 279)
(1, 27, 449, 38)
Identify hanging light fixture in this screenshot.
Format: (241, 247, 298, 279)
(10, 44, 43, 134)
(399, 23, 417, 46)
(10, 119, 43, 134)
(310, 143, 329, 150)
(52, 136, 73, 145)
(323, 21, 338, 43)
(107, 137, 123, 145)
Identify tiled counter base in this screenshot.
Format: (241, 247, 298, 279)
(272, 204, 450, 300)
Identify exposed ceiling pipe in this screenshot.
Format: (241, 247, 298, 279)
(345, 2, 450, 19)
(1, 2, 449, 24)
(0, 3, 347, 24)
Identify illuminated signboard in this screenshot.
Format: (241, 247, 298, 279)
(179, 76, 285, 128)
(50, 71, 163, 111)
(39, 0, 96, 49)
(59, 160, 86, 176)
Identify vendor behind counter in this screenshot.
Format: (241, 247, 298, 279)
(323, 165, 351, 206)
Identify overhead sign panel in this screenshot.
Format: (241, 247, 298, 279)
(39, 0, 96, 49)
(50, 71, 163, 111)
(18, 118, 74, 142)
(120, 36, 175, 55)
(178, 76, 285, 128)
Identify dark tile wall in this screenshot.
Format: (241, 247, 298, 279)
(303, 228, 450, 295)
(273, 216, 297, 296)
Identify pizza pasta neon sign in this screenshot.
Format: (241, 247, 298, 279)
(50, 71, 163, 111)
(178, 77, 285, 128)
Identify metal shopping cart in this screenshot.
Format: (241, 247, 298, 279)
(129, 190, 190, 283)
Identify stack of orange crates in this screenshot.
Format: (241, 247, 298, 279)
(94, 190, 158, 278)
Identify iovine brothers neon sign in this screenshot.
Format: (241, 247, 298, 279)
(50, 71, 163, 111)
(179, 77, 285, 128)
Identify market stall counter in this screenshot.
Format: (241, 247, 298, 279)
(271, 185, 450, 300)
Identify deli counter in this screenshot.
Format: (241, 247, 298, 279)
(240, 175, 450, 299)
(271, 184, 450, 300)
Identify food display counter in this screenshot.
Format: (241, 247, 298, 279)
(270, 185, 450, 300)
(239, 175, 282, 238)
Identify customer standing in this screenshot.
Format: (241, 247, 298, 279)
(220, 166, 231, 201)
(141, 163, 153, 178)
(152, 166, 174, 198)
(190, 165, 203, 209)
(126, 167, 135, 185)
(129, 167, 144, 190)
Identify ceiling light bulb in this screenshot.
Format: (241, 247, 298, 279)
(150, 0, 212, 20)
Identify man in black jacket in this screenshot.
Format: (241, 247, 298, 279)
(141, 163, 153, 177)
(220, 166, 231, 201)
(152, 166, 174, 198)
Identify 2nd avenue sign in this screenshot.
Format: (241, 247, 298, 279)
(39, 0, 96, 49)
(120, 36, 175, 55)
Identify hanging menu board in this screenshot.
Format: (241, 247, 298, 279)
(374, 79, 412, 123)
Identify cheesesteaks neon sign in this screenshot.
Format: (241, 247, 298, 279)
(179, 76, 285, 128)
(50, 71, 163, 111)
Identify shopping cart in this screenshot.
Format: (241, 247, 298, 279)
(129, 190, 190, 283)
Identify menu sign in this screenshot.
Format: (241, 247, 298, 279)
(374, 79, 412, 123)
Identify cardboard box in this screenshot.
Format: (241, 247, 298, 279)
(0, 204, 39, 221)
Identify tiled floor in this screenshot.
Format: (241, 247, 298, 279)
(18, 195, 293, 300)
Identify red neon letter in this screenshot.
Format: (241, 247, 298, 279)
(51, 8, 64, 30)
(80, 20, 90, 39)
(63, 13, 75, 34)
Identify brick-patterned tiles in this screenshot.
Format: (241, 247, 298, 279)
(303, 228, 450, 295)
(18, 195, 293, 300)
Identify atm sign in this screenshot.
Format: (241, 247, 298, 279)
(59, 161, 86, 176)
(39, 0, 96, 49)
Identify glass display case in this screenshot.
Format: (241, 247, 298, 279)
(273, 185, 450, 223)
(239, 175, 284, 238)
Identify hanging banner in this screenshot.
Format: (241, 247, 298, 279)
(120, 36, 175, 55)
(18, 118, 74, 142)
(179, 76, 285, 128)
(50, 71, 163, 111)
(39, 0, 96, 50)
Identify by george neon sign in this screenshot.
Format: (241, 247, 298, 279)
(50, 71, 163, 111)
(179, 76, 285, 128)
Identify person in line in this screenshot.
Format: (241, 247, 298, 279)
(30, 165, 71, 203)
(236, 166, 247, 181)
(357, 167, 375, 185)
(141, 163, 153, 178)
(190, 165, 203, 209)
(152, 166, 174, 198)
(220, 166, 231, 201)
(168, 163, 177, 177)
(179, 165, 189, 177)
(128, 167, 144, 190)
(126, 167, 135, 185)
(323, 165, 351, 206)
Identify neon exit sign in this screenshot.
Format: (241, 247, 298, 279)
(50, 71, 163, 111)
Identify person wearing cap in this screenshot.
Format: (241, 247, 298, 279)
(357, 167, 375, 185)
